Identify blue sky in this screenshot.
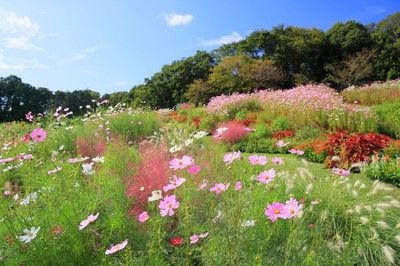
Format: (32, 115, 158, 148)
(0, 0, 399, 95)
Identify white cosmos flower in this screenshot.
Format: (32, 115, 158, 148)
(82, 163, 95, 175)
(18, 227, 40, 244)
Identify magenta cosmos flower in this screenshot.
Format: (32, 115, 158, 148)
(105, 239, 128, 255)
(187, 164, 201, 175)
(159, 195, 180, 217)
(265, 202, 288, 222)
(257, 169, 276, 184)
(78, 213, 99, 230)
(30, 128, 47, 142)
(248, 154, 267, 165)
(234, 181, 242, 191)
(169, 155, 194, 170)
(163, 175, 186, 192)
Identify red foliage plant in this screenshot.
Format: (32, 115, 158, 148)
(214, 121, 251, 143)
(272, 130, 295, 139)
(322, 131, 392, 168)
(126, 141, 170, 216)
(192, 116, 201, 129)
(76, 136, 107, 158)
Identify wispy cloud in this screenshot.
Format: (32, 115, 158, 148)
(164, 13, 194, 27)
(0, 49, 46, 70)
(3, 36, 45, 51)
(63, 43, 107, 63)
(202, 31, 244, 47)
(364, 6, 386, 15)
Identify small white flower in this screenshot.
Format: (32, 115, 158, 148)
(241, 220, 256, 227)
(18, 227, 40, 244)
(82, 163, 95, 175)
(184, 138, 193, 146)
(20, 192, 38, 206)
(148, 190, 162, 202)
(192, 131, 208, 139)
(92, 156, 105, 163)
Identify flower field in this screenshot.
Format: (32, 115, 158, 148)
(1, 82, 400, 265)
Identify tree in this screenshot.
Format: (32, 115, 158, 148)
(185, 79, 212, 106)
(324, 49, 375, 89)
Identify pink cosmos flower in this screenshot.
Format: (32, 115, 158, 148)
(190, 232, 208, 244)
(276, 140, 289, 148)
(288, 148, 304, 155)
(78, 213, 99, 230)
(332, 168, 350, 177)
(256, 169, 276, 184)
(198, 180, 208, 190)
(0, 157, 15, 164)
(248, 154, 267, 165)
(138, 211, 149, 223)
(187, 164, 201, 175)
(284, 197, 302, 219)
(169, 155, 194, 170)
(190, 234, 199, 244)
(210, 183, 230, 194)
(223, 151, 241, 165)
(265, 202, 288, 222)
(163, 175, 186, 192)
(25, 111, 33, 122)
(30, 128, 47, 143)
(17, 154, 33, 161)
(234, 181, 242, 191)
(159, 195, 180, 217)
(105, 239, 128, 255)
(272, 157, 283, 165)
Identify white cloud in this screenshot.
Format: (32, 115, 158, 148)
(0, 49, 46, 70)
(202, 31, 244, 47)
(0, 10, 39, 36)
(164, 13, 194, 27)
(63, 43, 107, 63)
(364, 6, 386, 15)
(3, 36, 45, 51)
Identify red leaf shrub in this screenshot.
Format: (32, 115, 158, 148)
(214, 121, 251, 143)
(126, 142, 170, 216)
(272, 130, 295, 139)
(322, 131, 392, 168)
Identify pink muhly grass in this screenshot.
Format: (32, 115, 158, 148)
(126, 142, 170, 216)
(76, 136, 107, 158)
(213, 121, 250, 143)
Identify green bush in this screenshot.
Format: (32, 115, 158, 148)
(374, 100, 400, 138)
(364, 159, 400, 187)
(272, 116, 292, 131)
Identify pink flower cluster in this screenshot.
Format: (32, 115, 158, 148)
(163, 175, 186, 192)
(288, 148, 304, 156)
(257, 169, 276, 184)
(209, 183, 230, 194)
(265, 197, 302, 222)
(159, 195, 180, 217)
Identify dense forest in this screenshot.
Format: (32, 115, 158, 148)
(1, 12, 399, 122)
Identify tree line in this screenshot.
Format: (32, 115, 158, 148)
(1, 12, 399, 121)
